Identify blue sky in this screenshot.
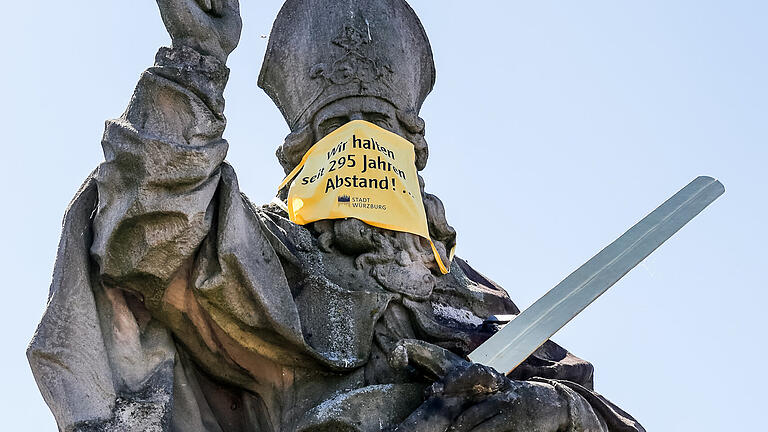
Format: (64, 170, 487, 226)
(1, 1, 765, 430)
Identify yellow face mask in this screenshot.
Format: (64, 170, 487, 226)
(277, 120, 450, 274)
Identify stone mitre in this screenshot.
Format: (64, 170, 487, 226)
(258, 0, 436, 131)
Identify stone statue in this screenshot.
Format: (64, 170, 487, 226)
(27, 1, 645, 431)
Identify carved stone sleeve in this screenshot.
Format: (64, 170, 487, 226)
(91, 46, 230, 299)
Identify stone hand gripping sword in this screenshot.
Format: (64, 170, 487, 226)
(469, 176, 725, 373)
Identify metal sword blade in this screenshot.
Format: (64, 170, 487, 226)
(468, 176, 725, 373)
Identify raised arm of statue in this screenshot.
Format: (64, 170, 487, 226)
(91, 0, 242, 293)
(28, 3, 255, 430)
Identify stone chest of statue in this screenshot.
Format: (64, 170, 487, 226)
(28, 1, 645, 431)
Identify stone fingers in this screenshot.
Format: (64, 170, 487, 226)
(451, 382, 571, 432)
(157, 0, 200, 15)
(223, 0, 240, 14)
(395, 396, 464, 432)
(156, 0, 202, 38)
(210, 0, 240, 19)
(197, 0, 212, 12)
(216, 0, 243, 54)
(390, 339, 469, 381)
(447, 393, 517, 432)
(210, 0, 223, 16)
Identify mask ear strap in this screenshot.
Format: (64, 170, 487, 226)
(277, 124, 314, 173)
(270, 197, 289, 212)
(277, 128, 326, 193)
(274, 158, 308, 218)
(277, 159, 307, 192)
(428, 240, 450, 275)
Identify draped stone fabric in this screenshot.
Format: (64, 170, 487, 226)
(28, 45, 644, 432)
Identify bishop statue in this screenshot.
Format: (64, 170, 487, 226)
(28, 1, 645, 431)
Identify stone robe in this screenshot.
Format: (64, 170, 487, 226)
(28, 46, 644, 432)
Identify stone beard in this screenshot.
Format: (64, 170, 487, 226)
(27, 0, 645, 431)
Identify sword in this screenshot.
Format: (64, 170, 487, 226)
(469, 176, 725, 373)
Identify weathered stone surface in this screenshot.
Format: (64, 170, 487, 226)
(29, 1, 645, 431)
(259, 0, 435, 132)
